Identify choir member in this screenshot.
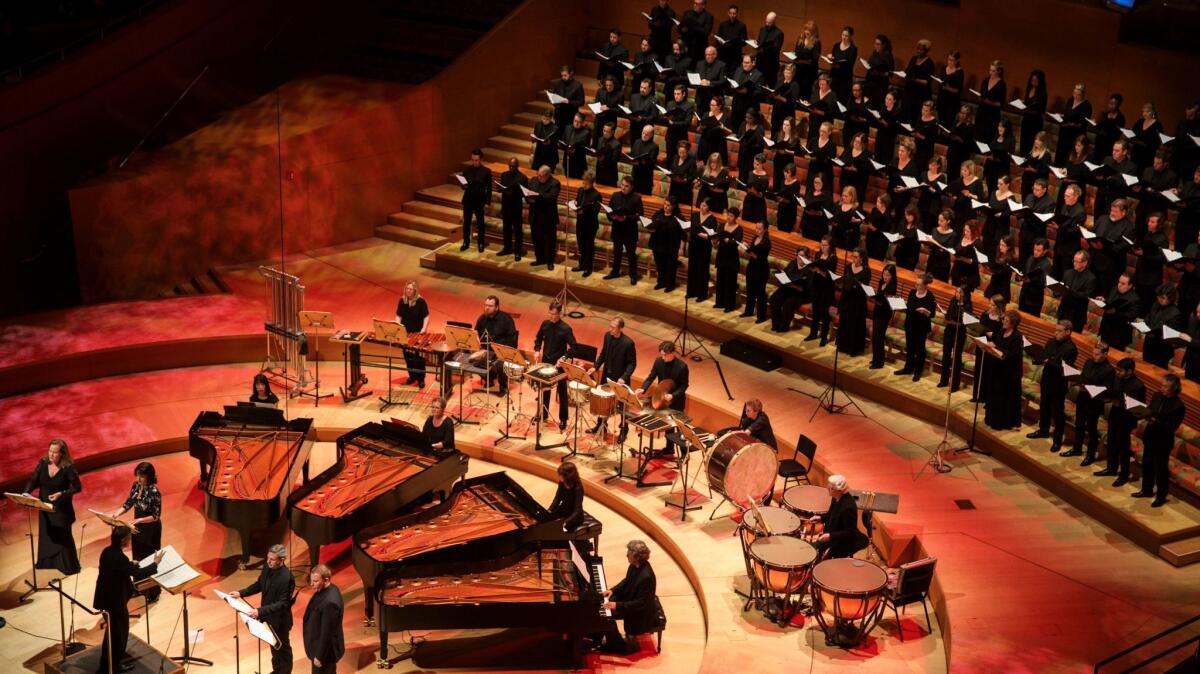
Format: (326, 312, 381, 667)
(981, 234, 1011, 301)
(772, 117, 800, 192)
(1019, 132, 1052, 200)
(982, 308, 1024, 431)
(663, 40, 693, 94)
(841, 82, 872, 146)
(459, 149, 493, 252)
(807, 74, 839, 145)
(888, 137, 920, 218)
(1017, 237, 1052, 316)
(1054, 83, 1092, 165)
(249, 372, 278, 406)
(971, 296, 1007, 402)
(572, 171, 602, 277)
(1184, 304, 1200, 383)
(687, 199, 717, 301)
(925, 208, 956, 282)
(697, 95, 731, 167)
(808, 120, 837, 191)
(1173, 101, 1200, 178)
(800, 173, 833, 241)
(755, 12, 784, 87)
(729, 54, 763, 130)
(628, 122, 659, 196)
(1134, 154, 1179, 234)
(944, 104, 976, 182)
(396, 281, 430, 388)
(606, 177, 644, 284)
(918, 155, 947, 228)
(627, 78, 659, 142)
(714, 206, 743, 313)
(1133, 374, 1186, 507)
(598, 540, 658, 654)
(769, 63, 801, 135)
(422, 396, 455, 452)
(1052, 184, 1087, 278)
(1098, 273, 1141, 351)
(550, 461, 585, 530)
(936, 51, 964, 127)
(873, 89, 902, 163)
(835, 247, 872, 356)
(1132, 212, 1170, 313)
(807, 235, 838, 345)
(531, 109, 559, 174)
(895, 273, 938, 381)
(636, 341, 690, 411)
(694, 46, 727, 114)
(911, 100, 940, 169)
(533, 301, 577, 428)
(1089, 198, 1135, 296)
(938, 284, 974, 391)
(590, 316, 637, 435)
(664, 84, 695, 155)
(869, 264, 899, 369)
(649, 196, 684, 291)
(791, 20, 821, 98)
(901, 39, 934, 123)
(696, 151, 730, 214)
(592, 77, 623, 150)
(1130, 102, 1162, 173)
(679, 0, 713, 62)
(646, 0, 676, 58)
(666, 141, 698, 208)
(741, 220, 772, 322)
(94, 527, 162, 674)
(1019, 176, 1054, 261)
(228, 544, 295, 671)
(714, 4, 746, 73)
(560, 112, 591, 180)
(497, 158, 527, 259)
(975, 60, 1007, 142)
(863, 34, 894, 112)
(981, 174, 1016, 258)
(1177, 167, 1200, 270)
(1095, 138, 1137, 216)
(770, 246, 814, 333)
(527, 166, 561, 270)
(1180, 225, 1200, 319)
(952, 223, 984, 292)
(893, 204, 922, 271)
(983, 119, 1015, 194)
(736, 109, 766, 184)
(863, 193, 893, 262)
(595, 122, 622, 188)
(1018, 69, 1047, 155)
(1092, 93, 1126, 162)
(1143, 283, 1183, 367)
(630, 38, 660, 88)
(832, 185, 864, 251)
(474, 296, 518, 395)
(1059, 135, 1092, 206)
(1095, 358, 1145, 473)
(741, 153, 770, 225)
(303, 565, 345, 674)
(810, 475, 868, 559)
(23, 439, 81, 576)
(1063, 341, 1113, 458)
(1027, 319, 1079, 452)
(827, 26, 857, 100)
(551, 65, 585, 132)
(837, 132, 872, 205)
(596, 28, 630, 89)
(1057, 250, 1097, 334)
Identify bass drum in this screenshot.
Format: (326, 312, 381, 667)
(706, 431, 779, 508)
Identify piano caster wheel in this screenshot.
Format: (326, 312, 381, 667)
(375, 658, 392, 669)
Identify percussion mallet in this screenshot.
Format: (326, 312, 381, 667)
(747, 496, 773, 536)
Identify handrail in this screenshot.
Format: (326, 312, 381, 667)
(0, 0, 169, 85)
(48, 577, 103, 617)
(1115, 636, 1199, 674)
(48, 577, 112, 674)
(1094, 613, 1200, 673)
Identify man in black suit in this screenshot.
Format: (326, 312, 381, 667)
(93, 526, 163, 673)
(636, 341, 690, 412)
(229, 544, 296, 674)
(526, 166, 562, 270)
(533, 301, 578, 428)
(599, 540, 658, 654)
(473, 295, 519, 396)
(605, 177, 645, 283)
(302, 564, 344, 674)
(1056, 251, 1097, 334)
(1095, 358, 1146, 475)
(679, 0, 713, 62)
(1134, 373, 1187, 507)
(1064, 341, 1114, 460)
(1027, 319, 1079, 452)
(589, 316, 637, 433)
(810, 475, 868, 559)
(550, 65, 584, 133)
(459, 149, 493, 253)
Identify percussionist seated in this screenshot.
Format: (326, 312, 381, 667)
(596, 539, 659, 655)
(808, 474, 868, 559)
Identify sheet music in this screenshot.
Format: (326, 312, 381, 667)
(1124, 395, 1145, 410)
(1063, 363, 1081, 377)
(886, 296, 906, 311)
(215, 589, 254, 615)
(1084, 385, 1107, 398)
(240, 613, 278, 647)
(139, 545, 200, 589)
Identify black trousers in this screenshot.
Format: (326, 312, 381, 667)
(311, 659, 336, 674)
(501, 208, 524, 255)
(271, 629, 294, 674)
(1106, 428, 1133, 479)
(541, 377, 569, 425)
(97, 605, 130, 672)
(1038, 388, 1067, 445)
(744, 272, 768, 320)
(462, 200, 486, 247)
(1072, 402, 1102, 456)
(577, 223, 598, 272)
(536, 222, 558, 265)
(903, 329, 930, 374)
(770, 287, 805, 332)
(404, 352, 427, 386)
(938, 326, 967, 389)
(132, 522, 162, 602)
(653, 250, 677, 289)
(611, 234, 638, 279)
(1141, 442, 1172, 498)
(870, 314, 890, 366)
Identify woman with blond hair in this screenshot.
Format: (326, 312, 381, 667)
(396, 280, 431, 388)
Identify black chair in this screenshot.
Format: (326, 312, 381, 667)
(884, 557, 937, 641)
(778, 433, 817, 492)
(627, 596, 667, 653)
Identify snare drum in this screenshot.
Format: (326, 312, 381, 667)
(811, 558, 888, 648)
(739, 506, 802, 550)
(589, 385, 616, 417)
(782, 485, 831, 541)
(502, 361, 526, 383)
(706, 431, 779, 508)
(747, 536, 818, 625)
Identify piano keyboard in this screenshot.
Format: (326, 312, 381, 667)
(592, 561, 611, 617)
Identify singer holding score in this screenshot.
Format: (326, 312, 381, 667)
(104, 462, 162, 602)
(94, 526, 163, 673)
(23, 438, 82, 576)
(229, 543, 296, 674)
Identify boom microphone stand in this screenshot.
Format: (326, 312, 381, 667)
(919, 310, 963, 477)
(672, 291, 734, 400)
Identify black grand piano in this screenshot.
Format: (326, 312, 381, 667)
(188, 405, 315, 567)
(287, 420, 468, 565)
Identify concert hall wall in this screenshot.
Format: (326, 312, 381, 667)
(67, 0, 586, 303)
(588, 0, 1200, 129)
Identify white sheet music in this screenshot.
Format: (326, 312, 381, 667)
(215, 589, 254, 615)
(240, 613, 278, 647)
(1063, 363, 1081, 377)
(1084, 385, 1107, 398)
(139, 545, 200, 590)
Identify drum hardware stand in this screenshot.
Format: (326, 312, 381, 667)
(560, 362, 599, 460)
(673, 291, 734, 401)
(373, 319, 411, 413)
(295, 311, 335, 406)
(464, 330, 500, 418)
(811, 249, 865, 420)
(531, 374, 568, 451)
(604, 385, 643, 483)
(491, 344, 531, 445)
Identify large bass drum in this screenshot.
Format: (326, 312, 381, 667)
(706, 431, 779, 508)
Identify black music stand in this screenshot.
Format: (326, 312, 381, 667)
(444, 324, 484, 426)
(664, 418, 708, 521)
(604, 383, 642, 483)
(528, 366, 568, 451)
(5, 491, 53, 602)
(374, 319, 410, 413)
(491, 342, 530, 444)
(296, 311, 335, 406)
(810, 250, 866, 420)
(955, 335, 995, 456)
(560, 361, 599, 460)
(170, 572, 214, 667)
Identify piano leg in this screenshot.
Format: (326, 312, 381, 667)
(364, 586, 375, 626)
(377, 609, 392, 669)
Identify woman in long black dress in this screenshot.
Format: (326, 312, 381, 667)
(687, 199, 717, 301)
(936, 51, 964, 127)
(842, 83, 872, 145)
(775, 163, 801, 233)
(869, 263, 899, 368)
(827, 26, 858, 100)
(983, 236, 1015, 302)
(949, 159, 987, 226)
(925, 208, 956, 282)
(938, 284, 975, 391)
(396, 281, 431, 388)
(835, 247, 872, 356)
(696, 153, 731, 214)
(975, 60, 1007, 142)
(741, 220, 772, 322)
(792, 20, 821, 100)
(972, 295, 1007, 402)
(772, 117, 800, 190)
(740, 154, 770, 225)
(698, 96, 732, 167)
(837, 132, 872, 201)
(800, 173, 834, 241)
(1055, 83, 1093, 165)
(23, 439, 81, 576)
(107, 461, 162, 600)
(950, 220, 983, 290)
(983, 308, 1025, 431)
(901, 39, 934, 123)
(713, 207, 744, 313)
(863, 193, 893, 261)
(807, 235, 838, 345)
(918, 155, 948, 229)
(1182, 303, 1200, 384)
(423, 396, 456, 452)
(806, 73, 839, 145)
(889, 137, 921, 221)
(832, 186, 864, 251)
(736, 110, 766, 183)
(1018, 69, 1047, 155)
(769, 246, 813, 333)
(863, 34, 894, 111)
(1143, 283, 1184, 367)
(895, 273, 938, 381)
(911, 100, 940, 168)
(983, 118, 1015, 194)
(649, 196, 684, 292)
(983, 173, 1016, 258)
(769, 64, 801, 135)
(667, 141, 698, 207)
(808, 121, 837, 191)
(1019, 131, 1052, 200)
(894, 204, 922, 271)
(1092, 93, 1126, 163)
(874, 89, 902, 163)
(945, 104, 976, 183)
(1131, 102, 1163, 173)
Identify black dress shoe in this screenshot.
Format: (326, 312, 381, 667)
(514, 255, 523, 262)
(654, 282, 665, 289)
(630, 277, 638, 285)
(1111, 478, 1128, 487)
(936, 380, 948, 388)
(478, 244, 485, 252)
(460, 242, 470, 251)
(1151, 497, 1167, 508)
(1060, 449, 1082, 457)
(547, 263, 554, 270)
(498, 248, 512, 256)
(804, 333, 820, 341)
(894, 369, 912, 376)
(1093, 469, 1115, 477)
(739, 310, 753, 318)
(1131, 490, 1153, 498)
(603, 273, 620, 280)
(868, 362, 882, 370)
(1026, 430, 1049, 439)
(572, 266, 584, 273)
(724, 307, 735, 313)
(912, 372, 922, 382)
(582, 271, 592, 278)
(1048, 443, 1061, 453)
(755, 317, 769, 324)
(1080, 457, 1096, 467)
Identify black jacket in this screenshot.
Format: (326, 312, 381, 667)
(595, 332, 637, 383)
(823, 493, 867, 559)
(549, 482, 585, 530)
(303, 584, 345, 665)
(610, 562, 658, 635)
(740, 411, 777, 449)
(239, 563, 296, 631)
(93, 543, 157, 613)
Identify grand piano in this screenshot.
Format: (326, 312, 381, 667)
(374, 540, 612, 669)
(351, 471, 600, 624)
(188, 405, 315, 567)
(287, 420, 468, 565)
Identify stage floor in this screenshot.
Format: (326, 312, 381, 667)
(1, 238, 1198, 672)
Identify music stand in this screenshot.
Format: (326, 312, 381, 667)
(296, 311, 335, 406)
(88, 508, 139, 535)
(664, 418, 708, 520)
(373, 320, 409, 413)
(603, 383, 643, 483)
(331, 329, 370, 403)
(169, 572, 214, 667)
(444, 325, 483, 425)
(559, 361, 598, 460)
(5, 492, 54, 602)
(490, 342, 531, 444)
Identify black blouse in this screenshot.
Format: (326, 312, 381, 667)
(422, 416, 455, 451)
(123, 482, 162, 521)
(396, 297, 430, 334)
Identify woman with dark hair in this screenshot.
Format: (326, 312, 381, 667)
(975, 60, 1007, 142)
(983, 309, 1025, 431)
(800, 173, 834, 241)
(925, 208, 957, 282)
(895, 273, 938, 381)
(667, 140, 697, 207)
(836, 247, 873, 356)
(863, 193, 893, 261)
(837, 132, 872, 201)
(1055, 83, 1092, 165)
(686, 199, 717, 302)
(902, 39, 935, 123)
(1143, 283, 1184, 367)
(250, 372, 278, 406)
(869, 264, 899, 369)
(649, 196, 684, 292)
(806, 235, 838, 345)
(698, 96, 731, 167)
(827, 26, 857, 100)
(863, 34, 894, 111)
(1018, 69, 1047, 155)
(736, 110, 766, 182)
(842, 82, 872, 143)
(23, 439, 82, 576)
(772, 117, 799, 190)
(874, 89, 902, 163)
(983, 118, 1015, 193)
(714, 207, 744, 313)
(775, 162, 801, 233)
(894, 204, 922, 270)
(1093, 93, 1126, 162)
(951, 221, 983, 291)
(741, 153, 770, 224)
(938, 284, 975, 391)
(936, 51, 964, 127)
(741, 220, 772, 323)
(972, 295, 1007, 402)
(984, 236, 1015, 302)
(550, 461, 585, 530)
(107, 461, 163, 601)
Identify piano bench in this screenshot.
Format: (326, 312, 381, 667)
(627, 596, 666, 654)
(567, 512, 603, 552)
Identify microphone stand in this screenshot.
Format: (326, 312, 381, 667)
(65, 522, 86, 654)
(919, 308, 963, 477)
(672, 288, 734, 400)
(956, 334, 991, 456)
(556, 135, 584, 314)
(811, 247, 865, 420)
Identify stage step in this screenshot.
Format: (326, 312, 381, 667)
(500, 123, 535, 141)
(482, 146, 527, 168)
(387, 211, 461, 238)
(414, 184, 467, 209)
(419, 246, 441, 269)
(375, 224, 449, 249)
(523, 99, 552, 115)
(1160, 535, 1200, 566)
(512, 112, 542, 127)
(488, 134, 529, 154)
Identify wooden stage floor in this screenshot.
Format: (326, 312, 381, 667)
(0, 238, 1198, 672)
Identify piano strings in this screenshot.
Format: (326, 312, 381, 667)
(380, 549, 580, 606)
(296, 443, 432, 518)
(360, 486, 536, 561)
(198, 428, 306, 500)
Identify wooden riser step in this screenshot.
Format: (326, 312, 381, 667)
(387, 212, 461, 238)
(375, 224, 449, 249)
